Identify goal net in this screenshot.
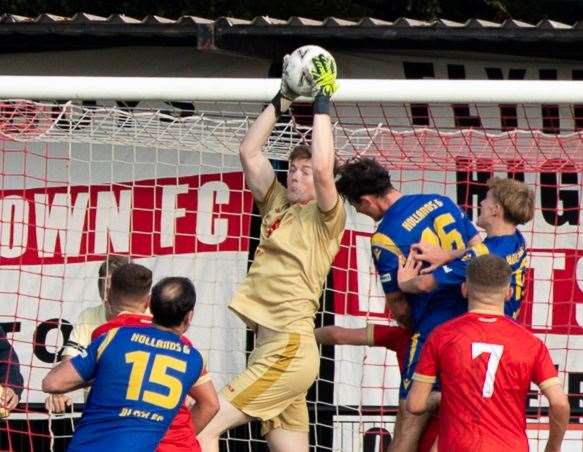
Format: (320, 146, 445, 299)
(0, 81, 582, 451)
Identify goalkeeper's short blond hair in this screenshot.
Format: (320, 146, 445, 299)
(488, 177, 535, 225)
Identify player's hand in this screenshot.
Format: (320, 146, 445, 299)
(411, 242, 451, 274)
(0, 386, 19, 413)
(397, 251, 423, 290)
(271, 54, 298, 115)
(280, 54, 300, 102)
(309, 54, 338, 97)
(45, 393, 72, 414)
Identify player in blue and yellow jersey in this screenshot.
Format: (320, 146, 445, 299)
(336, 157, 481, 452)
(42, 276, 219, 452)
(398, 177, 535, 320)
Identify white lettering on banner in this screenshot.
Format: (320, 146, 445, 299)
(196, 181, 229, 245)
(530, 252, 566, 330)
(356, 235, 385, 314)
(34, 193, 89, 257)
(160, 185, 188, 248)
(0, 195, 28, 258)
(576, 258, 583, 328)
(94, 190, 131, 254)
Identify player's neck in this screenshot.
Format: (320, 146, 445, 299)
(110, 304, 145, 318)
(379, 190, 402, 217)
(485, 220, 516, 237)
(468, 301, 504, 315)
(152, 322, 183, 336)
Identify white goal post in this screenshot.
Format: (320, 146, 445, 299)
(1, 76, 583, 102)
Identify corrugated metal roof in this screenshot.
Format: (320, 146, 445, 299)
(0, 13, 576, 29)
(1, 13, 581, 60)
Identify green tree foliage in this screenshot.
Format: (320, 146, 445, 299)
(0, 0, 577, 24)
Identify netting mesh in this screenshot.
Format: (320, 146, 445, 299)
(0, 99, 582, 451)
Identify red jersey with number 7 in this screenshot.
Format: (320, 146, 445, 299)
(413, 311, 560, 452)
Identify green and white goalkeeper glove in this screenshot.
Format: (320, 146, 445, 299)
(309, 54, 338, 98)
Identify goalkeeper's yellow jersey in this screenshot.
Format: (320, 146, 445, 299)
(229, 179, 346, 335)
(61, 304, 107, 358)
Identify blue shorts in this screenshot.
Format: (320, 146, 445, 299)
(399, 332, 440, 399)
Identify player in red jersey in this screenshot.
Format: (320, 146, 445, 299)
(408, 255, 570, 452)
(92, 265, 216, 452)
(315, 324, 438, 452)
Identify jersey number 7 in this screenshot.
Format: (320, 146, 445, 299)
(472, 342, 504, 398)
(125, 351, 187, 409)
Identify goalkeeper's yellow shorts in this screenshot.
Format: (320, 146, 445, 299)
(221, 330, 319, 435)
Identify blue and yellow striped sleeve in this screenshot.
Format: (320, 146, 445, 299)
(70, 328, 118, 381)
(371, 232, 403, 294)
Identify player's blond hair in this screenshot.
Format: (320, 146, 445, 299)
(488, 177, 534, 225)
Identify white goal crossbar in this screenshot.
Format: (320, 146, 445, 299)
(1, 76, 583, 103)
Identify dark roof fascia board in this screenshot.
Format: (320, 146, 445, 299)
(215, 24, 583, 44)
(0, 23, 202, 37)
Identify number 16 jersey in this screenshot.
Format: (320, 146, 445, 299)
(69, 325, 204, 452)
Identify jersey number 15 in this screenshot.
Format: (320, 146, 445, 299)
(125, 351, 186, 409)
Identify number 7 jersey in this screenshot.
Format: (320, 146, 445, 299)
(413, 312, 560, 452)
(69, 325, 205, 452)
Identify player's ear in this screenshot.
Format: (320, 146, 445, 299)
(461, 282, 468, 299)
(144, 293, 151, 311)
(504, 285, 512, 301)
(182, 310, 194, 333)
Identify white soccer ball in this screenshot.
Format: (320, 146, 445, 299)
(283, 45, 336, 97)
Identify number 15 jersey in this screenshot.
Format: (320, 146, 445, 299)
(414, 312, 560, 452)
(69, 326, 204, 452)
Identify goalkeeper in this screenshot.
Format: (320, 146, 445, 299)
(198, 53, 346, 452)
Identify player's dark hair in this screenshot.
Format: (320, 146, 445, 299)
(98, 255, 130, 300)
(466, 255, 512, 290)
(150, 277, 196, 328)
(335, 157, 393, 204)
(108, 263, 152, 303)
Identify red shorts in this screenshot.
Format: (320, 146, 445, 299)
(157, 405, 200, 452)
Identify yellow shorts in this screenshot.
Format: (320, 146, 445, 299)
(222, 331, 319, 435)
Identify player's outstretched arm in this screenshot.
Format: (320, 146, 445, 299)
(310, 54, 339, 212)
(406, 380, 433, 415)
(188, 380, 220, 433)
(239, 104, 277, 202)
(239, 55, 299, 202)
(542, 383, 570, 452)
(315, 326, 368, 346)
(42, 360, 86, 394)
(385, 292, 412, 329)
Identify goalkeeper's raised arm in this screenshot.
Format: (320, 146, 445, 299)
(238, 56, 298, 203)
(310, 53, 339, 212)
